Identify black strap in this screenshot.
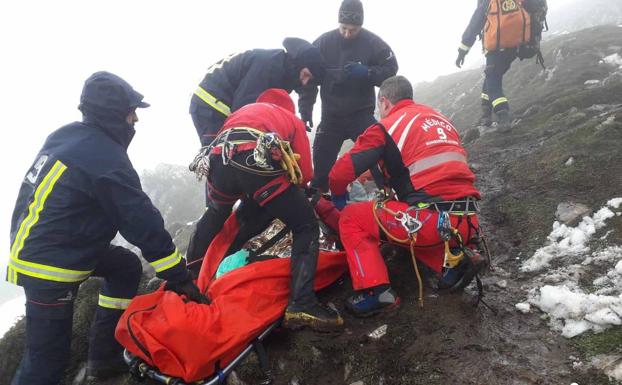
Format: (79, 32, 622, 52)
(126, 305, 156, 362)
(248, 226, 290, 262)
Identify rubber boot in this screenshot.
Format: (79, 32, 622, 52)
(478, 104, 493, 127)
(495, 109, 512, 132)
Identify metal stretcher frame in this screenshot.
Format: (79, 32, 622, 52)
(124, 320, 280, 385)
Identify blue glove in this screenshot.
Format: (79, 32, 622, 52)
(344, 62, 370, 79)
(332, 193, 348, 211)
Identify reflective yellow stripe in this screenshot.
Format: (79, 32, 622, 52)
(150, 249, 182, 273)
(194, 87, 231, 117)
(492, 97, 509, 108)
(481, 93, 490, 101)
(459, 43, 470, 52)
(6, 266, 17, 284)
(98, 294, 131, 310)
(7, 160, 95, 283)
(11, 160, 67, 259)
(408, 152, 468, 176)
(8, 257, 93, 282)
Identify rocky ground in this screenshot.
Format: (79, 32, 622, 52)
(2, 25, 622, 385)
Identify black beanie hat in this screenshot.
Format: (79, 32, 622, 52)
(339, 0, 364, 26)
(282, 37, 326, 83)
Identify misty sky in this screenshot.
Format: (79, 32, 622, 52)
(0, 0, 573, 290)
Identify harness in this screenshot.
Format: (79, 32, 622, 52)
(189, 127, 303, 185)
(372, 195, 491, 308)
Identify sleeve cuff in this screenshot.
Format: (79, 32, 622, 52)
(459, 43, 471, 52)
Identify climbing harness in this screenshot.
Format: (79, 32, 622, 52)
(372, 198, 431, 307)
(189, 127, 303, 184)
(372, 194, 492, 309)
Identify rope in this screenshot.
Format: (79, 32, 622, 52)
(372, 200, 424, 307)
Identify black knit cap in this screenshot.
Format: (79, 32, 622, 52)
(282, 37, 326, 83)
(338, 0, 364, 26)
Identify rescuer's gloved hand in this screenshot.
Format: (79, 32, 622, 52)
(455, 47, 469, 68)
(300, 109, 313, 131)
(165, 276, 210, 304)
(331, 193, 349, 211)
(344, 62, 370, 79)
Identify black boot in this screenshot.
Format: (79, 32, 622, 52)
(478, 104, 493, 127)
(284, 303, 344, 332)
(495, 109, 512, 132)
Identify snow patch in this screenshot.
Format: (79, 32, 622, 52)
(528, 285, 622, 338)
(521, 200, 621, 272)
(603, 53, 622, 68)
(565, 157, 574, 166)
(515, 302, 531, 313)
(0, 295, 25, 338)
(584, 79, 601, 85)
(608, 198, 622, 209)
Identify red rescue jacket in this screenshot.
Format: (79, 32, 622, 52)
(214, 101, 314, 185)
(330, 99, 480, 201)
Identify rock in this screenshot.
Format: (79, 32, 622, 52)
(350, 381, 365, 385)
(462, 127, 480, 144)
(344, 362, 353, 381)
(522, 105, 540, 118)
(227, 371, 247, 385)
(311, 346, 322, 360)
(555, 202, 591, 226)
(278, 359, 286, 371)
(565, 157, 575, 166)
(495, 279, 508, 289)
(290, 377, 301, 385)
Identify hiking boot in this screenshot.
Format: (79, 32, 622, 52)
(438, 248, 487, 292)
(478, 104, 493, 127)
(495, 110, 512, 132)
(284, 303, 344, 332)
(345, 286, 401, 318)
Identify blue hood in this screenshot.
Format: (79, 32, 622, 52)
(78, 71, 150, 148)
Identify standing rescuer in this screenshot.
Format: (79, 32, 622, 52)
(298, 0, 398, 192)
(456, 0, 547, 131)
(7, 72, 202, 385)
(190, 37, 326, 146)
(329, 76, 485, 317)
(187, 89, 343, 331)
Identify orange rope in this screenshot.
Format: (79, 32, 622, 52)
(372, 201, 424, 307)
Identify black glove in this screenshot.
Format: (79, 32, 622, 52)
(455, 47, 468, 68)
(300, 110, 313, 131)
(164, 277, 210, 304)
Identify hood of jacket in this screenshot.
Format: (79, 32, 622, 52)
(78, 71, 150, 148)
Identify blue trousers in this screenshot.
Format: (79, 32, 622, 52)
(11, 245, 142, 385)
(483, 49, 518, 113)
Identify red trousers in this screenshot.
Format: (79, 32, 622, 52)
(339, 201, 479, 290)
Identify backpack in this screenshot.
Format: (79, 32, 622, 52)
(483, 0, 532, 52)
(517, 0, 548, 67)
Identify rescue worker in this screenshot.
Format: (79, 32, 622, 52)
(456, 0, 532, 130)
(329, 76, 485, 317)
(298, 0, 398, 192)
(8, 72, 203, 385)
(187, 89, 344, 331)
(190, 37, 325, 146)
